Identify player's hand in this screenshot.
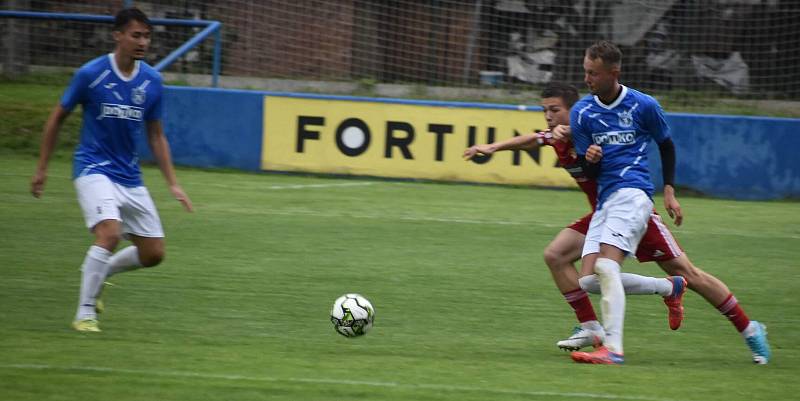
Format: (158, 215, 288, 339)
(463, 144, 495, 161)
(585, 144, 603, 163)
(170, 184, 194, 212)
(663, 185, 683, 226)
(551, 125, 571, 142)
(31, 169, 47, 198)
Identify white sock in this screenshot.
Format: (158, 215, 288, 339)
(76, 245, 112, 320)
(741, 321, 759, 338)
(106, 245, 142, 278)
(579, 273, 673, 296)
(580, 320, 604, 332)
(595, 258, 625, 354)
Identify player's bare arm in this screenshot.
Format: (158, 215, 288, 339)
(146, 120, 193, 212)
(663, 185, 682, 226)
(463, 133, 540, 160)
(31, 104, 71, 198)
(657, 138, 682, 226)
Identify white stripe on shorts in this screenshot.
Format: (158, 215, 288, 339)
(650, 213, 681, 257)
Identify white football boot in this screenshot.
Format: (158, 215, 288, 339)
(557, 325, 605, 351)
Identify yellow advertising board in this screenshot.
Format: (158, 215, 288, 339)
(262, 96, 575, 188)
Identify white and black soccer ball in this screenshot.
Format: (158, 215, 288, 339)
(330, 293, 375, 338)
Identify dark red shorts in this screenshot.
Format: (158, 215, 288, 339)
(567, 212, 682, 262)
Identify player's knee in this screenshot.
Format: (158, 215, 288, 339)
(139, 246, 165, 267)
(93, 222, 122, 250)
(133, 238, 165, 267)
(543, 245, 566, 269)
(96, 232, 122, 250)
(140, 251, 164, 267)
(682, 267, 709, 290)
(679, 265, 703, 283)
(662, 257, 702, 282)
(594, 258, 620, 275)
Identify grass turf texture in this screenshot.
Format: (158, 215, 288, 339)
(0, 153, 798, 401)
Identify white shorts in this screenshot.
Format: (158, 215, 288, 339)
(582, 188, 653, 258)
(74, 174, 164, 238)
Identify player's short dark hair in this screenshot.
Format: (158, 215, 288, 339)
(586, 40, 622, 68)
(113, 8, 151, 32)
(540, 82, 579, 108)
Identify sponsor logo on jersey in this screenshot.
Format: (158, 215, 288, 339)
(98, 103, 144, 121)
(592, 130, 636, 145)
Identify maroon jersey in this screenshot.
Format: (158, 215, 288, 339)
(536, 132, 598, 210)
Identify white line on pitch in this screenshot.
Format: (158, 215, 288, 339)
(0, 363, 685, 401)
(205, 181, 377, 190)
(222, 207, 800, 239)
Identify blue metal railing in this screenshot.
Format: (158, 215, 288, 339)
(0, 10, 222, 87)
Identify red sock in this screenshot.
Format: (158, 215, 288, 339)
(563, 288, 597, 323)
(716, 293, 751, 332)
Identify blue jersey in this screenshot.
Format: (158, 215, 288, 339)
(61, 53, 164, 187)
(570, 85, 670, 208)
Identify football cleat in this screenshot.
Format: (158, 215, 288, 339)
(557, 326, 604, 351)
(745, 321, 771, 365)
(571, 346, 624, 365)
(72, 318, 101, 333)
(95, 281, 114, 314)
(663, 276, 687, 330)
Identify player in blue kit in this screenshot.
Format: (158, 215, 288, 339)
(31, 8, 193, 332)
(568, 41, 769, 365)
(569, 40, 685, 364)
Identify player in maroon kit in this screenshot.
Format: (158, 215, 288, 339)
(462, 82, 770, 364)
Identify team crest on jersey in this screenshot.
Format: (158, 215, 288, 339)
(131, 87, 146, 105)
(618, 109, 633, 127)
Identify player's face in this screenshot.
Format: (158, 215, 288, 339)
(114, 20, 151, 60)
(541, 97, 570, 130)
(583, 55, 618, 96)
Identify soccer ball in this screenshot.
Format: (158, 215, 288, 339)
(330, 293, 375, 338)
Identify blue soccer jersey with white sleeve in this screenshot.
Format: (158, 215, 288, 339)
(61, 53, 164, 187)
(570, 85, 671, 208)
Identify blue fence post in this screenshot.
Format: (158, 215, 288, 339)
(0, 11, 221, 87)
(212, 24, 221, 87)
(154, 21, 220, 73)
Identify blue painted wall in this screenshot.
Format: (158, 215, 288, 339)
(155, 86, 265, 171)
(648, 114, 800, 200)
(154, 86, 800, 200)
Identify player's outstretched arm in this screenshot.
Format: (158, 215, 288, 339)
(146, 120, 193, 212)
(463, 132, 541, 160)
(31, 104, 70, 198)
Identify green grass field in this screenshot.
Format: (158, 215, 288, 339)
(0, 153, 798, 401)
